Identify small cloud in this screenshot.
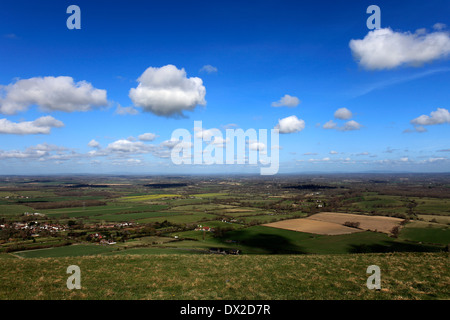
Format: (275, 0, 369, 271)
(329, 150, 339, 154)
(383, 147, 397, 153)
(199, 65, 218, 74)
(341, 120, 362, 131)
(403, 126, 427, 134)
(323, 119, 362, 131)
(271, 94, 300, 108)
(275, 115, 305, 134)
(334, 107, 353, 120)
(323, 120, 337, 130)
(433, 23, 447, 31)
(138, 133, 158, 141)
(249, 142, 266, 151)
(115, 104, 139, 115)
(88, 139, 100, 148)
(4, 33, 17, 39)
(222, 123, 239, 130)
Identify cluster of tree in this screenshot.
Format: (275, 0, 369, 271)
(28, 199, 106, 210)
(54, 190, 118, 198)
(143, 183, 188, 188)
(344, 221, 361, 229)
(4, 241, 71, 253)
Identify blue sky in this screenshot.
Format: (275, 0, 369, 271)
(0, 0, 449, 174)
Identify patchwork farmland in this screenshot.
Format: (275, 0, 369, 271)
(0, 174, 449, 300)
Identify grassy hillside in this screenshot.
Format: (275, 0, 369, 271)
(0, 252, 448, 300)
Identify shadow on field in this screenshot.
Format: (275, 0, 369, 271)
(231, 233, 307, 254)
(348, 240, 444, 254)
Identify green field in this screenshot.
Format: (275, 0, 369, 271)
(12, 244, 117, 258)
(90, 211, 182, 222)
(399, 222, 450, 245)
(0, 252, 448, 300)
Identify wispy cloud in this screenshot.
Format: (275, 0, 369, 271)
(352, 68, 450, 98)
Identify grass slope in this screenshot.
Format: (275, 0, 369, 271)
(0, 252, 448, 300)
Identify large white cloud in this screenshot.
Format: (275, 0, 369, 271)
(129, 65, 206, 117)
(349, 27, 450, 70)
(271, 94, 300, 107)
(411, 108, 450, 126)
(275, 115, 305, 134)
(0, 76, 107, 115)
(0, 116, 64, 134)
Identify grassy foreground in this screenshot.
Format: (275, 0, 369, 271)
(0, 252, 448, 300)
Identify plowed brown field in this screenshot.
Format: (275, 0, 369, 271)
(263, 212, 404, 235)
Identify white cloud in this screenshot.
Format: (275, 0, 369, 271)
(275, 115, 305, 134)
(341, 120, 362, 131)
(0, 76, 107, 115)
(349, 27, 450, 70)
(211, 137, 229, 147)
(106, 140, 152, 154)
(0, 143, 77, 161)
(199, 65, 218, 73)
(115, 104, 139, 115)
(323, 120, 337, 129)
(129, 64, 206, 117)
(433, 23, 447, 31)
(330, 150, 339, 154)
(323, 119, 362, 131)
(334, 107, 353, 120)
(249, 142, 266, 151)
(0, 116, 64, 135)
(411, 108, 450, 126)
(195, 128, 218, 140)
(271, 94, 300, 107)
(138, 133, 158, 141)
(88, 139, 100, 148)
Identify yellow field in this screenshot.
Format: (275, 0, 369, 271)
(263, 212, 405, 235)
